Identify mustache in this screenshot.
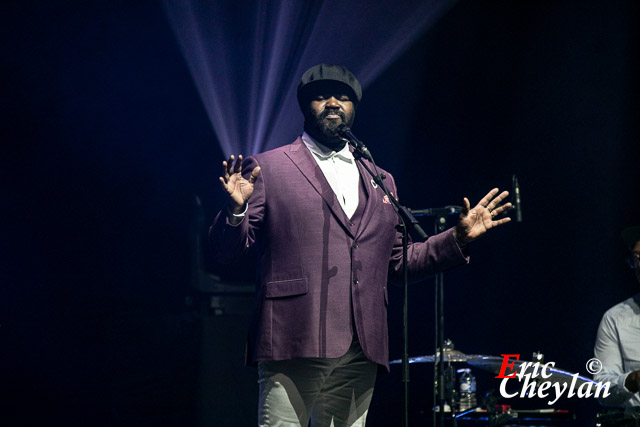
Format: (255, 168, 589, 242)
(321, 108, 346, 120)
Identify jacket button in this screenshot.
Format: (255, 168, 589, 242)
(353, 278, 359, 285)
(353, 243, 359, 249)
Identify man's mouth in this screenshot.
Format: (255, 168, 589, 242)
(323, 109, 344, 121)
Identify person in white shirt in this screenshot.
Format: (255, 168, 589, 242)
(594, 226, 640, 406)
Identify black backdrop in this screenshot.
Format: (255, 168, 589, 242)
(2, 1, 639, 426)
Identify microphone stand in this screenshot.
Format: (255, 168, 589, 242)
(344, 136, 427, 427)
(411, 207, 462, 427)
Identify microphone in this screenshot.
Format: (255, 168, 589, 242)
(336, 124, 371, 159)
(512, 174, 522, 222)
(410, 206, 463, 217)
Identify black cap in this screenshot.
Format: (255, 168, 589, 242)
(297, 64, 362, 110)
(622, 226, 640, 250)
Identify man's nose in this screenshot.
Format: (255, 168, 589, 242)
(325, 96, 340, 108)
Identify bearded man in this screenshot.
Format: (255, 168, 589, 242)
(210, 64, 511, 426)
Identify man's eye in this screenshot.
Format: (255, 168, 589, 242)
(339, 96, 350, 101)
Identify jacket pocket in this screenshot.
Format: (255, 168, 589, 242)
(265, 278, 308, 298)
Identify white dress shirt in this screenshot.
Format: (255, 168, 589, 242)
(594, 293, 640, 407)
(302, 132, 360, 219)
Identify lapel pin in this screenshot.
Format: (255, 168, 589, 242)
(370, 178, 378, 189)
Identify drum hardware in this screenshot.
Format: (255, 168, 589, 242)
(392, 351, 601, 388)
(467, 355, 600, 388)
(595, 408, 640, 427)
(391, 348, 588, 424)
(389, 346, 483, 365)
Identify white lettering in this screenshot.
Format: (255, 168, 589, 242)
(567, 374, 579, 398)
(498, 360, 613, 404)
(520, 375, 537, 398)
(536, 380, 552, 398)
(500, 378, 518, 398)
(517, 362, 533, 380)
(577, 381, 593, 398)
(548, 382, 568, 405)
(593, 382, 611, 399)
(531, 361, 542, 378)
(541, 362, 556, 379)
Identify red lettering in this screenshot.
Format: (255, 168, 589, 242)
(495, 354, 520, 378)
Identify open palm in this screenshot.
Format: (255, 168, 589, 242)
(455, 188, 511, 244)
(219, 155, 261, 213)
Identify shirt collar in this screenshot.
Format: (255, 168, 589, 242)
(302, 132, 354, 163)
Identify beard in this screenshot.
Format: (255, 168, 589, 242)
(305, 108, 354, 150)
(315, 108, 347, 137)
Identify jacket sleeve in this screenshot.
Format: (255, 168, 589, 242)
(209, 156, 265, 264)
(386, 174, 469, 284)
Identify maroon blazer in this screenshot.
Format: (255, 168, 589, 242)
(210, 137, 468, 369)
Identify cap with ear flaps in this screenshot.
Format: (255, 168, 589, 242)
(297, 64, 362, 110)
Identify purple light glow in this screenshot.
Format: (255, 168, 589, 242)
(165, 0, 455, 155)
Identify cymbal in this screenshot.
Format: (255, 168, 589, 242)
(391, 354, 602, 387)
(389, 350, 484, 364)
(467, 356, 599, 387)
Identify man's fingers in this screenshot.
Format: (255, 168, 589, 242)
(493, 217, 511, 226)
(488, 190, 510, 209)
(218, 176, 229, 191)
(222, 160, 229, 178)
(491, 202, 513, 216)
(222, 154, 248, 179)
(234, 155, 243, 174)
(248, 166, 261, 184)
(478, 188, 500, 208)
(462, 197, 471, 213)
(227, 155, 235, 174)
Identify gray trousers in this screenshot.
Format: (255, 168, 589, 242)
(257, 338, 377, 427)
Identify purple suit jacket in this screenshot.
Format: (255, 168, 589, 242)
(210, 137, 468, 369)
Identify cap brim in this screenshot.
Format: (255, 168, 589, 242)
(297, 80, 359, 108)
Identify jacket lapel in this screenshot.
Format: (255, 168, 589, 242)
(354, 158, 381, 239)
(284, 137, 355, 238)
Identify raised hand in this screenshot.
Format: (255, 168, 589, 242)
(454, 188, 512, 244)
(219, 155, 261, 214)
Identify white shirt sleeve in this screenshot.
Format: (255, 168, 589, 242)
(594, 309, 637, 406)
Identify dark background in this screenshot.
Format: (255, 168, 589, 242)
(2, 1, 639, 426)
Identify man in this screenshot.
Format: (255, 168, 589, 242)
(594, 226, 640, 407)
(210, 64, 511, 426)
